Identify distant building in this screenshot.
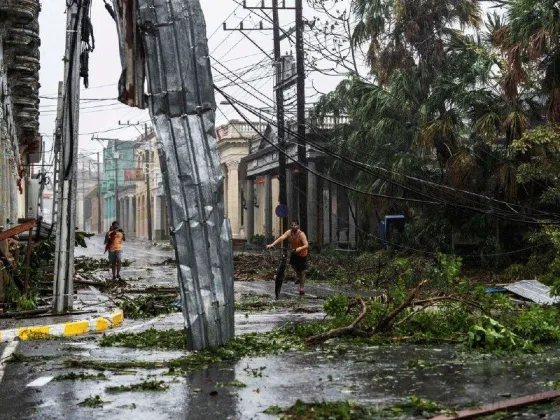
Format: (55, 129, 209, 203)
(101, 139, 138, 232)
(217, 120, 267, 241)
(134, 128, 169, 241)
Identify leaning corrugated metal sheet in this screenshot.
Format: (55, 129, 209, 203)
(112, 0, 234, 350)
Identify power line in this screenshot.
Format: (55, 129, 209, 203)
(217, 85, 438, 205)
(218, 97, 546, 257)
(218, 87, 560, 225)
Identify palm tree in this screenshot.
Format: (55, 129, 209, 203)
(495, 0, 560, 124)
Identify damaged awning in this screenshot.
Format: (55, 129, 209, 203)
(111, 0, 146, 109)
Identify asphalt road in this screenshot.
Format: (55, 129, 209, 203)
(1, 236, 559, 419)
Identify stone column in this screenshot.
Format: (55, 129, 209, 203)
(127, 197, 131, 235)
(246, 178, 254, 243)
(226, 161, 240, 238)
(154, 195, 163, 240)
(223, 164, 228, 218)
(264, 174, 272, 239)
(122, 198, 126, 235)
(307, 160, 317, 244)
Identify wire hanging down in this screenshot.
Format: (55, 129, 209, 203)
(215, 85, 560, 226)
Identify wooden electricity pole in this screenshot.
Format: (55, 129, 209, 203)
(295, 0, 307, 233)
(53, 0, 85, 313)
(97, 152, 102, 233)
(144, 124, 153, 241)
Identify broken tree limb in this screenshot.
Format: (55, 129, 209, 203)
(394, 294, 490, 328)
(393, 301, 439, 329)
(373, 279, 428, 334)
(431, 390, 560, 420)
(414, 296, 489, 315)
(0, 220, 36, 241)
(305, 297, 369, 345)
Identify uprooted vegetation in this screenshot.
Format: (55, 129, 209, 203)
(106, 380, 169, 393)
(116, 294, 180, 319)
(54, 372, 107, 381)
(75, 256, 131, 273)
(98, 254, 560, 357)
(235, 292, 309, 312)
(264, 396, 452, 419)
(299, 255, 560, 352)
(80, 328, 303, 373)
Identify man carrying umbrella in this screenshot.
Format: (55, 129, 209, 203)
(267, 220, 309, 295)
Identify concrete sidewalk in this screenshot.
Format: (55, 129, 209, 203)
(0, 308, 123, 343)
(0, 280, 125, 342)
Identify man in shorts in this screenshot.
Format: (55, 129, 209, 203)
(104, 221, 125, 281)
(267, 220, 309, 295)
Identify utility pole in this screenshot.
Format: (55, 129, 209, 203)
(272, 0, 288, 238)
(53, 0, 85, 313)
(97, 152, 102, 234)
(145, 124, 153, 241)
(295, 0, 307, 234)
(51, 82, 64, 232)
(82, 159, 86, 231)
(226, 1, 293, 237)
(39, 139, 45, 218)
(114, 141, 119, 222)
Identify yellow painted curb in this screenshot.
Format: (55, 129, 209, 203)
(63, 320, 90, 336)
(18, 326, 50, 341)
(0, 309, 125, 343)
(111, 310, 124, 326)
(95, 317, 111, 332)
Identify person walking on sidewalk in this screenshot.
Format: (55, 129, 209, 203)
(104, 221, 125, 281)
(267, 220, 309, 295)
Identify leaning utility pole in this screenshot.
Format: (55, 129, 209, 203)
(145, 124, 153, 241)
(112, 0, 235, 350)
(295, 0, 307, 234)
(53, 1, 85, 313)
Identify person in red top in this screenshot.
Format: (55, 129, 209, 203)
(104, 221, 125, 281)
(267, 220, 309, 295)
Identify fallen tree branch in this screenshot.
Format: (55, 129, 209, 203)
(414, 295, 489, 315)
(373, 279, 428, 333)
(431, 390, 560, 420)
(393, 301, 439, 328)
(305, 297, 368, 345)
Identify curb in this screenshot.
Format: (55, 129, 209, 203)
(0, 309, 124, 343)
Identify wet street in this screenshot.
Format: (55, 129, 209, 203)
(1, 236, 560, 419)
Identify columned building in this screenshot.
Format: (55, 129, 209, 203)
(217, 120, 266, 242)
(241, 116, 357, 248)
(0, 1, 41, 228)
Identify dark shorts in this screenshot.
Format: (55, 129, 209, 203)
(108, 251, 122, 264)
(289, 253, 307, 272)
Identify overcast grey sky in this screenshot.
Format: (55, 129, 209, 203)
(38, 0, 345, 164)
(38, 1, 501, 165)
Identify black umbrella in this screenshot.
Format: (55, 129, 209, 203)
(274, 250, 288, 300)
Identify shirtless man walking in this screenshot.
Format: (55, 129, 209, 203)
(267, 220, 309, 295)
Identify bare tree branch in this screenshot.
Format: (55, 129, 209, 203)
(305, 297, 369, 345)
